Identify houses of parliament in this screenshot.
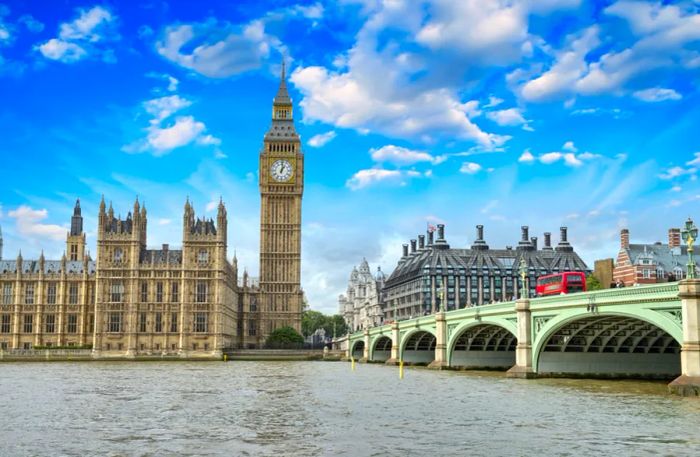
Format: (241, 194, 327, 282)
(0, 68, 304, 357)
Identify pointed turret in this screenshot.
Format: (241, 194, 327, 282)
(70, 198, 83, 236)
(273, 60, 291, 106)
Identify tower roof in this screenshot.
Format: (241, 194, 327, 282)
(273, 61, 291, 106)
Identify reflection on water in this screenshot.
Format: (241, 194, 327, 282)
(0, 361, 699, 457)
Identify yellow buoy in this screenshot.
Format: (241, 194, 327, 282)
(223, 354, 228, 362)
(399, 359, 404, 379)
(351, 356, 356, 371)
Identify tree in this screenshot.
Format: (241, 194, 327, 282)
(322, 314, 348, 338)
(586, 274, 604, 291)
(265, 326, 304, 348)
(301, 310, 325, 337)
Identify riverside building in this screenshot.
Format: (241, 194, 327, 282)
(383, 224, 589, 320)
(0, 67, 304, 356)
(338, 258, 386, 332)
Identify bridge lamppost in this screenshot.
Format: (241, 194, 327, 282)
(519, 258, 529, 299)
(682, 217, 698, 279)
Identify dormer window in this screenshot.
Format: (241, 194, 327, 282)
(198, 249, 209, 264)
(114, 248, 123, 263)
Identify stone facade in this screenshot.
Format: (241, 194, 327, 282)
(0, 69, 303, 355)
(383, 224, 589, 320)
(339, 259, 386, 332)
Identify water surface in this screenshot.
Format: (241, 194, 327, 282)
(0, 361, 698, 456)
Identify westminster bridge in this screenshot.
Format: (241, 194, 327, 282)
(346, 280, 700, 395)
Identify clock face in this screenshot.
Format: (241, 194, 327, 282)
(270, 159, 293, 182)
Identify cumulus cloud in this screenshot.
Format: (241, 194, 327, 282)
(123, 93, 221, 156)
(36, 6, 118, 63)
(633, 87, 682, 102)
(370, 145, 445, 166)
(156, 19, 279, 78)
(346, 168, 403, 190)
(8, 206, 66, 241)
(459, 161, 483, 174)
(659, 166, 696, 180)
(520, 144, 602, 167)
(519, 150, 535, 163)
(18, 14, 44, 33)
(486, 107, 532, 130)
(307, 131, 337, 148)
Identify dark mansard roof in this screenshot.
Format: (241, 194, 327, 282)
(0, 259, 96, 275)
(139, 249, 183, 265)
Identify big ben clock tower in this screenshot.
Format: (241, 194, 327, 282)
(259, 62, 304, 337)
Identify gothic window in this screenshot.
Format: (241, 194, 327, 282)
(198, 249, 209, 264)
(2, 284, 12, 305)
(155, 312, 163, 332)
(674, 267, 684, 280)
(110, 281, 124, 303)
(108, 313, 122, 333)
(656, 268, 665, 279)
(171, 283, 179, 303)
(45, 314, 56, 333)
(139, 312, 147, 332)
(196, 281, 207, 303)
(114, 248, 123, 263)
(25, 283, 35, 304)
(156, 282, 163, 302)
(88, 314, 94, 333)
(23, 314, 33, 333)
(170, 313, 178, 333)
(141, 282, 148, 302)
(193, 312, 208, 333)
(69, 283, 79, 304)
(0, 314, 10, 333)
(70, 244, 78, 261)
(67, 314, 77, 334)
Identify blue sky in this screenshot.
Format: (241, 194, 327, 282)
(0, 0, 699, 313)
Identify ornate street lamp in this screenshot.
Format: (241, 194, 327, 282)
(519, 257, 529, 299)
(438, 287, 445, 312)
(681, 217, 698, 279)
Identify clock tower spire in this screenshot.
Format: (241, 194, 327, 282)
(258, 60, 305, 339)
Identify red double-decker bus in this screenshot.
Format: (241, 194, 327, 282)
(536, 272, 586, 297)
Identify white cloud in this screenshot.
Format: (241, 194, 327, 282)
(370, 145, 444, 166)
(483, 95, 504, 108)
(459, 162, 482, 174)
(123, 94, 220, 156)
(659, 166, 696, 180)
(521, 25, 600, 101)
(562, 141, 577, 152)
(346, 168, 402, 190)
(36, 6, 117, 63)
(519, 150, 535, 163)
(307, 131, 337, 148)
(633, 87, 682, 102)
(486, 107, 531, 130)
(686, 152, 700, 167)
(671, 185, 682, 192)
(157, 218, 172, 226)
(37, 39, 86, 62)
(156, 20, 278, 78)
(8, 206, 66, 241)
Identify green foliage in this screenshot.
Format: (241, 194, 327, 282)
(265, 326, 304, 348)
(586, 274, 604, 291)
(302, 310, 348, 338)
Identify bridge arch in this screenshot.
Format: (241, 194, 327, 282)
(350, 340, 365, 360)
(533, 311, 681, 378)
(400, 328, 436, 365)
(447, 320, 518, 369)
(370, 335, 392, 362)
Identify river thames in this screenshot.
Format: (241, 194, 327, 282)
(1, 361, 699, 456)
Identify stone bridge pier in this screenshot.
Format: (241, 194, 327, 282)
(506, 299, 535, 378)
(669, 279, 700, 396)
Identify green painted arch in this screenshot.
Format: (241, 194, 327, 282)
(350, 339, 365, 357)
(369, 334, 393, 361)
(446, 319, 518, 366)
(399, 327, 437, 361)
(531, 308, 683, 371)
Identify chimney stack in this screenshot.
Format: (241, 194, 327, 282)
(543, 232, 552, 250)
(621, 229, 630, 250)
(521, 226, 529, 242)
(477, 225, 484, 241)
(556, 226, 573, 252)
(531, 237, 538, 251)
(418, 235, 425, 250)
(669, 228, 681, 248)
(427, 230, 434, 246)
(437, 224, 445, 241)
(410, 239, 417, 253)
(402, 244, 409, 257)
